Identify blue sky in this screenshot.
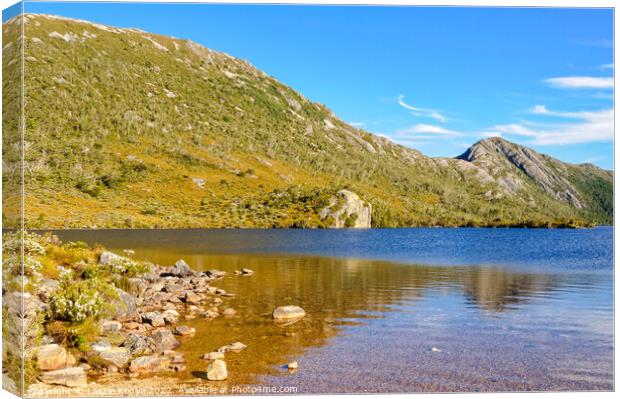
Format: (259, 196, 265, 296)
(9, 2, 615, 168)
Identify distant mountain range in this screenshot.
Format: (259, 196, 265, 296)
(2, 14, 613, 228)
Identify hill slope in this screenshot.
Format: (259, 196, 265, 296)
(2, 14, 613, 228)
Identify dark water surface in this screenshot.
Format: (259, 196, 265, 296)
(53, 228, 614, 393)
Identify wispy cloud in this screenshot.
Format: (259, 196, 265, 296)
(492, 106, 613, 145)
(544, 76, 613, 89)
(601, 63, 614, 69)
(348, 121, 364, 127)
(573, 38, 613, 48)
(396, 123, 463, 137)
(530, 109, 613, 145)
(397, 95, 446, 122)
(487, 123, 538, 137)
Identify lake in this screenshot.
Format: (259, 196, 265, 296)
(53, 227, 614, 393)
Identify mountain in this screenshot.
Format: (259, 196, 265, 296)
(2, 14, 613, 228)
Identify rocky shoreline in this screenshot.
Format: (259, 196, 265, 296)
(2, 232, 304, 396)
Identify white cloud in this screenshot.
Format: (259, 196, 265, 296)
(601, 63, 614, 69)
(530, 109, 613, 145)
(396, 123, 463, 137)
(494, 106, 612, 146)
(544, 76, 613, 89)
(530, 104, 548, 114)
(397, 95, 447, 122)
(348, 121, 364, 127)
(490, 123, 538, 137)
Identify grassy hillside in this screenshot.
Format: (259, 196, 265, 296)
(1, 14, 613, 228)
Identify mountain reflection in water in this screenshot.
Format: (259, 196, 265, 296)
(51, 229, 613, 392)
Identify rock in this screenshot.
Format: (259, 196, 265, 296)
(319, 189, 372, 228)
(273, 305, 306, 321)
(100, 320, 122, 334)
(206, 359, 227, 381)
(163, 350, 185, 364)
(122, 334, 156, 357)
(112, 289, 139, 322)
(171, 364, 186, 372)
(287, 361, 298, 370)
(162, 309, 180, 324)
(91, 340, 112, 352)
(202, 352, 224, 361)
(240, 268, 254, 275)
(218, 342, 247, 353)
(129, 355, 170, 374)
(141, 312, 166, 327)
(202, 310, 219, 319)
(99, 251, 123, 265)
(2, 374, 17, 394)
(36, 344, 70, 371)
(126, 277, 147, 296)
(162, 260, 196, 278)
(205, 269, 226, 279)
(222, 308, 236, 317)
(39, 367, 87, 387)
(152, 329, 180, 352)
(184, 292, 201, 305)
(97, 347, 130, 368)
(174, 326, 195, 336)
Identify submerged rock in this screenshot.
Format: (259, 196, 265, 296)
(273, 305, 306, 321)
(218, 342, 247, 353)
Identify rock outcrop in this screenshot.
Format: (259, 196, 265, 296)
(319, 190, 372, 228)
(457, 137, 584, 207)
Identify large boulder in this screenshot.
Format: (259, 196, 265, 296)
(272, 305, 306, 321)
(39, 367, 87, 387)
(36, 344, 72, 371)
(319, 190, 372, 228)
(206, 359, 227, 381)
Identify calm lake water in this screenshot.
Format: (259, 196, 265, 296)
(53, 228, 614, 393)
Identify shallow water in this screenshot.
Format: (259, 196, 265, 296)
(53, 228, 614, 393)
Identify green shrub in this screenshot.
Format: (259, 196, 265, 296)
(49, 271, 118, 323)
